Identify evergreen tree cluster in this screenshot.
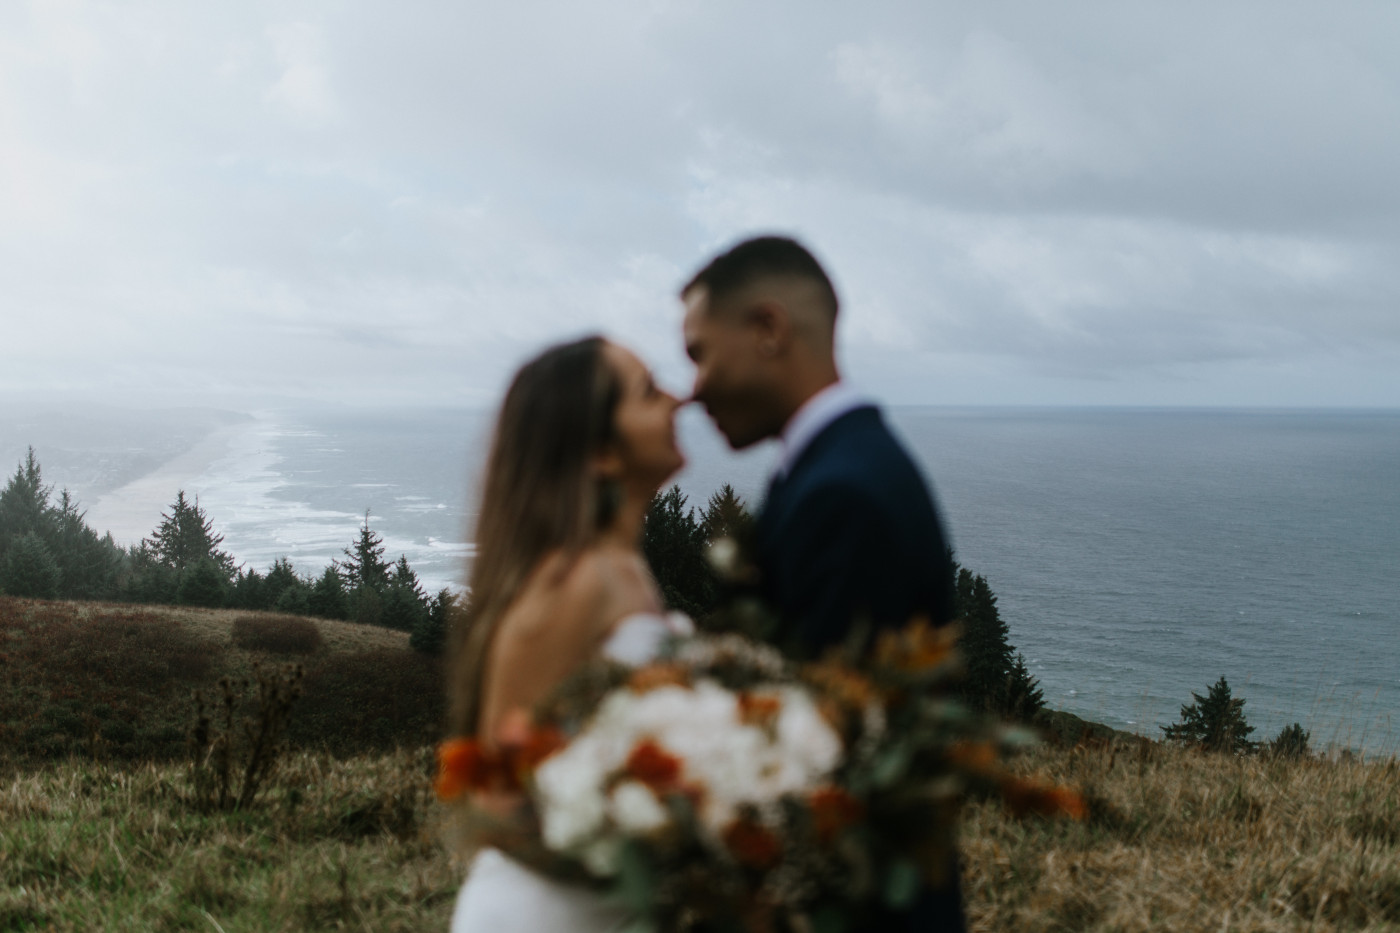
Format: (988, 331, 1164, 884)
(641, 484, 754, 621)
(1162, 676, 1259, 754)
(952, 564, 1046, 721)
(0, 449, 124, 600)
(1163, 677, 1316, 760)
(0, 450, 455, 654)
(639, 483, 1043, 722)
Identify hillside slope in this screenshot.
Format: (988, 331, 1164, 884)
(0, 596, 444, 766)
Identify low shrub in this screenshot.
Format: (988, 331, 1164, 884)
(232, 614, 324, 655)
(0, 598, 223, 761)
(292, 648, 444, 755)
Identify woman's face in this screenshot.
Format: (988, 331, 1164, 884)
(601, 342, 685, 491)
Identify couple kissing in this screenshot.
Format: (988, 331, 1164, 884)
(447, 235, 964, 933)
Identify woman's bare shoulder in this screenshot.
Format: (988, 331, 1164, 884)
(496, 546, 659, 645)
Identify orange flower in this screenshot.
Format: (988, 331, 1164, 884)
(738, 692, 782, 727)
(947, 740, 998, 775)
(435, 738, 488, 801)
(874, 617, 958, 673)
(1044, 787, 1089, 821)
(804, 662, 879, 710)
(809, 786, 864, 843)
(722, 817, 783, 869)
(629, 663, 690, 694)
(1000, 776, 1088, 820)
(515, 725, 566, 774)
(625, 738, 683, 791)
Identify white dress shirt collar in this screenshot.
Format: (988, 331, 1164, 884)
(775, 381, 871, 479)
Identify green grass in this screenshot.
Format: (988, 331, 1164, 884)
(0, 751, 461, 932)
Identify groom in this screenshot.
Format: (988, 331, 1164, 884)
(681, 235, 957, 655)
(681, 234, 964, 932)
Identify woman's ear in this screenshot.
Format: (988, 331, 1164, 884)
(593, 446, 624, 481)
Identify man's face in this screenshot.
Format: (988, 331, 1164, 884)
(683, 286, 780, 450)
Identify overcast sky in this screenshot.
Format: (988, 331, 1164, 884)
(2, 1, 1398, 409)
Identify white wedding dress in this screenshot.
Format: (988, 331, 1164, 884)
(448, 612, 692, 933)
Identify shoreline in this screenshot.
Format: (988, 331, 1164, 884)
(85, 423, 252, 546)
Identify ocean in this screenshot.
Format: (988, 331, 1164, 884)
(2, 405, 1397, 752)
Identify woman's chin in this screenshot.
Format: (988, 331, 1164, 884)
(645, 457, 685, 494)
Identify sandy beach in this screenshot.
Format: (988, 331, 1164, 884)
(85, 424, 249, 546)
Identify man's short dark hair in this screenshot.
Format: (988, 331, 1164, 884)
(682, 235, 839, 319)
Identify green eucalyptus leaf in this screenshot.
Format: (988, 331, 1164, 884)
(871, 745, 912, 788)
(614, 839, 658, 915)
(883, 859, 921, 909)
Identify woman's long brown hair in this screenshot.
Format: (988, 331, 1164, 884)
(448, 336, 621, 737)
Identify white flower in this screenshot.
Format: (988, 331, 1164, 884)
(534, 736, 608, 851)
(609, 780, 670, 834)
(774, 688, 843, 776)
(531, 674, 847, 864)
(707, 537, 740, 576)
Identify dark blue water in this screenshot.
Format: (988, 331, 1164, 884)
(891, 409, 1400, 752)
(9, 405, 1397, 751)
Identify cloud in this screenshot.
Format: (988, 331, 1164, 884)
(0, 0, 1396, 408)
(265, 22, 338, 122)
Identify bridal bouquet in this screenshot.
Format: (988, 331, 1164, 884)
(436, 619, 1085, 932)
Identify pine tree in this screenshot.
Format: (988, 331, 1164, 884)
(379, 555, 427, 631)
(1003, 652, 1046, 722)
(122, 542, 178, 604)
(229, 567, 268, 610)
(49, 489, 122, 599)
(0, 448, 54, 567)
(340, 511, 391, 594)
(350, 585, 384, 627)
(699, 484, 754, 544)
(1269, 722, 1311, 760)
(0, 531, 61, 599)
(307, 566, 348, 619)
(178, 557, 229, 608)
(642, 486, 717, 619)
(142, 491, 236, 576)
(262, 557, 301, 608)
(955, 567, 1012, 704)
(411, 588, 457, 656)
(952, 564, 1044, 719)
(1162, 676, 1257, 754)
(275, 580, 312, 615)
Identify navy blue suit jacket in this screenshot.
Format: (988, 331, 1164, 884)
(755, 405, 956, 656)
(754, 404, 964, 933)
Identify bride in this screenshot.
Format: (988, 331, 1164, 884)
(446, 335, 688, 933)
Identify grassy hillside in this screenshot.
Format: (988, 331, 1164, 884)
(6, 725, 1400, 931)
(0, 596, 444, 766)
(962, 740, 1400, 931)
(5, 595, 1399, 931)
(0, 750, 460, 932)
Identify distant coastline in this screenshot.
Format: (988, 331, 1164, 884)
(85, 423, 251, 546)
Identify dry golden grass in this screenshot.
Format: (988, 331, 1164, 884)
(7, 598, 1399, 930)
(6, 740, 1399, 932)
(67, 600, 412, 657)
(963, 740, 1400, 932)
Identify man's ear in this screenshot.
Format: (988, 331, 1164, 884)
(746, 300, 794, 358)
